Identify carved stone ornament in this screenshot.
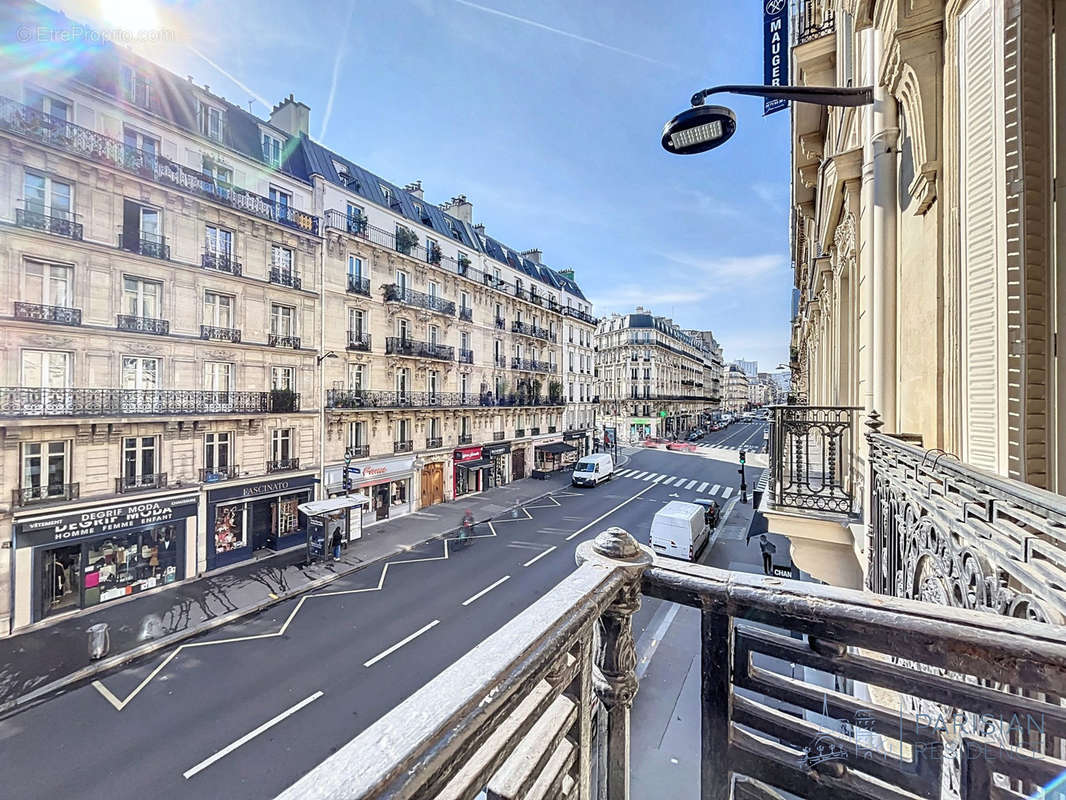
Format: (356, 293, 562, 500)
(832, 212, 856, 261)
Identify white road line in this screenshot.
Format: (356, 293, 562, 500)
(615, 469, 629, 477)
(722, 487, 733, 498)
(631, 471, 647, 479)
(183, 691, 324, 779)
(697, 481, 709, 492)
(662, 477, 676, 486)
(642, 473, 657, 481)
(710, 484, 721, 495)
(523, 546, 557, 567)
(461, 575, 511, 606)
(685, 480, 697, 490)
(566, 483, 659, 541)
(364, 619, 441, 667)
(653, 475, 665, 483)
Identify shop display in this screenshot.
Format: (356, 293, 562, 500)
(214, 505, 244, 552)
(82, 526, 180, 608)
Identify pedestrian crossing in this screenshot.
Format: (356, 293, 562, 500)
(613, 468, 740, 498)
(695, 443, 767, 453)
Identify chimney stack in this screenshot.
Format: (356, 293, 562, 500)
(440, 194, 473, 225)
(269, 93, 310, 138)
(404, 180, 424, 199)
(473, 223, 486, 236)
(558, 268, 575, 280)
(521, 249, 542, 264)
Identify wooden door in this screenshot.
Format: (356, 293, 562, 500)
(421, 463, 443, 508)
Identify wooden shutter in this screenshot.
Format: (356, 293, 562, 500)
(958, 0, 1008, 474)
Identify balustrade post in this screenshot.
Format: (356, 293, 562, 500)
(577, 527, 652, 800)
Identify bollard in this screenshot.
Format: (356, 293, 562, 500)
(87, 622, 110, 660)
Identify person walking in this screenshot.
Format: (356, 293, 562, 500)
(759, 535, 777, 576)
(329, 518, 343, 561)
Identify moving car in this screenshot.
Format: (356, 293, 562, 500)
(571, 453, 614, 486)
(649, 501, 710, 561)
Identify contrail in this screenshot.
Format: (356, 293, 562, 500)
(449, 0, 675, 68)
(319, 0, 357, 141)
(187, 45, 271, 111)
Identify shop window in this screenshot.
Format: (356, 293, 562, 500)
(43, 544, 80, 615)
(392, 479, 408, 507)
(214, 504, 245, 553)
(276, 496, 299, 536)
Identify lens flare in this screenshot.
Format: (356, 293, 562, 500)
(99, 0, 160, 32)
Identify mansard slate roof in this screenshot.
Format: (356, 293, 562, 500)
(298, 137, 589, 301)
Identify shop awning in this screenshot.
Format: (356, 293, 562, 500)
(298, 495, 369, 516)
(455, 458, 492, 470)
(535, 442, 577, 455)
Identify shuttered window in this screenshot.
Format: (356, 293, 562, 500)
(958, 0, 1007, 474)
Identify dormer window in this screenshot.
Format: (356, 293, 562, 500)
(120, 64, 151, 109)
(380, 184, 394, 207)
(198, 102, 224, 142)
(262, 132, 283, 168)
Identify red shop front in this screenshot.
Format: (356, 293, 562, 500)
(453, 445, 490, 499)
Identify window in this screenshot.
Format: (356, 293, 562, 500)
(429, 417, 441, 439)
(271, 428, 292, 463)
(120, 65, 151, 108)
(24, 172, 72, 220)
(428, 370, 439, 396)
(495, 302, 502, 320)
(396, 419, 411, 443)
(396, 368, 410, 396)
(269, 187, 291, 210)
(202, 158, 232, 185)
(121, 199, 161, 251)
(380, 185, 393, 206)
(348, 364, 365, 391)
(348, 421, 366, 448)
(205, 225, 233, 256)
(22, 350, 70, 389)
(123, 277, 162, 318)
(460, 291, 470, 311)
(348, 255, 364, 280)
(123, 436, 158, 482)
(346, 203, 364, 225)
(25, 87, 70, 120)
(397, 318, 410, 340)
(429, 325, 439, 346)
(262, 132, 283, 167)
(348, 308, 366, 336)
(198, 101, 223, 141)
(428, 281, 439, 300)
(270, 304, 295, 337)
(396, 269, 408, 293)
(271, 366, 295, 392)
(426, 237, 438, 261)
(271, 245, 294, 273)
(460, 373, 469, 399)
(569, 383, 574, 402)
(460, 331, 470, 351)
(123, 127, 158, 158)
(569, 353, 575, 372)
(25, 260, 72, 307)
(204, 292, 234, 328)
(461, 416, 471, 436)
(204, 361, 233, 393)
(122, 356, 159, 390)
(22, 441, 68, 496)
(205, 432, 231, 472)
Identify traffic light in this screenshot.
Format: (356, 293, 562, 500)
(739, 450, 746, 465)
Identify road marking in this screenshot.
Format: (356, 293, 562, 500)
(523, 546, 557, 567)
(697, 481, 709, 492)
(364, 619, 441, 667)
(630, 471, 647, 479)
(722, 487, 733, 498)
(635, 604, 681, 681)
(685, 480, 697, 490)
(462, 575, 511, 606)
(566, 483, 658, 541)
(710, 484, 720, 495)
(662, 477, 676, 486)
(642, 473, 657, 481)
(183, 691, 324, 779)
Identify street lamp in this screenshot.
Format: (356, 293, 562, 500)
(661, 84, 873, 155)
(317, 350, 339, 502)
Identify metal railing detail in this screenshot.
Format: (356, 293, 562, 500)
(768, 405, 858, 514)
(327, 389, 561, 410)
(266, 458, 300, 473)
(268, 333, 301, 349)
(274, 527, 1066, 800)
(426, 437, 443, 449)
(394, 440, 413, 453)
(200, 325, 241, 343)
(14, 302, 82, 326)
(346, 275, 370, 296)
(269, 267, 302, 290)
(346, 331, 371, 351)
(794, 0, 835, 44)
(199, 466, 239, 482)
(117, 314, 170, 335)
(0, 388, 297, 417)
(12, 482, 79, 507)
(385, 337, 454, 361)
(383, 284, 456, 316)
(116, 472, 167, 493)
(118, 232, 169, 260)
(202, 250, 241, 275)
(15, 206, 82, 239)
(458, 348, 473, 364)
(458, 306, 473, 322)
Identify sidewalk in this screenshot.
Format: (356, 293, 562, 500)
(0, 472, 573, 716)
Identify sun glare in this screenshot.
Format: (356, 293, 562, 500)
(98, 0, 161, 31)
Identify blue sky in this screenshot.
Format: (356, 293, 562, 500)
(51, 0, 792, 370)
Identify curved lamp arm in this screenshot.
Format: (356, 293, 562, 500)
(690, 84, 873, 108)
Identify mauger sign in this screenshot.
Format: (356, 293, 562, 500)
(763, 0, 789, 115)
(16, 495, 198, 548)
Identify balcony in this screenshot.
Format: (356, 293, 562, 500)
(199, 465, 239, 483)
(345, 444, 370, 459)
(562, 305, 596, 325)
(457, 434, 473, 445)
(14, 301, 82, 326)
(514, 428, 525, 437)
(458, 306, 473, 322)
(0, 97, 318, 233)
(0, 387, 296, 417)
(493, 431, 505, 440)
(530, 427, 541, 436)
(269, 267, 302, 290)
(15, 206, 82, 240)
(495, 316, 506, 330)
(324, 209, 368, 237)
(425, 437, 443, 449)
(115, 473, 167, 493)
(329, 389, 534, 410)
(383, 284, 456, 316)
(268, 333, 301, 349)
(202, 249, 242, 275)
(119, 231, 169, 260)
(458, 349, 473, 365)
(767, 405, 858, 515)
(494, 355, 509, 369)
(117, 314, 170, 335)
(12, 482, 79, 507)
(385, 337, 454, 361)
(393, 440, 413, 453)
(200, 325, 241, 343)
(511, 320, 536, 338)
(793, 0, 834, 44)
(344, 331, 371, 352)
(266, 458, 300, 474)
(346, 275, 371, 296)
(274, 528, 1066, 800)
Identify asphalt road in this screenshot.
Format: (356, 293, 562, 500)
(694, 419, 770, 452)
(0, 447, 761, 800)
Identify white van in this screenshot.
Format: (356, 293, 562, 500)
(649, 501, 710, 561)
(571, 453, 614, 487)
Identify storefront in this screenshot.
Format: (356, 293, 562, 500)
(533, 439, 578, 475)
(15, 494, 198, 624)
(207, 475, 316, 570)
(630, 417, 653, 440)
(563, 429, 589, 458)
(334, 455, 415, 526)
(453, 445, 491, 498)
(482, 441, 511, 489)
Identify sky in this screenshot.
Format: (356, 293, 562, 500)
(43, 0, 793, 371)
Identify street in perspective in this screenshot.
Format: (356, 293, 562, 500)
(1, 1, 1065, 800)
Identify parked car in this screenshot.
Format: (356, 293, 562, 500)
(571, 453, 614, 487)
(666, 442, 696, 452)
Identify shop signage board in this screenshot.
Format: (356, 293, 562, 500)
(348, 456, 416, 486)
(763, 0, 789, 115)
(208, 474, 316, 504)
(453, 446, 483, 463)
(483, 442, 511, 457)
(563, 430, 585, 441)
(16, 495, 198, 548)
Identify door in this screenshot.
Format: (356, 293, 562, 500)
(40, 544, 81, 620)
(375, 484, 390, 520)
(512, 448, 525, 481)
(420, 463, 443, 508)
(251, 500, 272, 550)
(122, 356, 160, 413)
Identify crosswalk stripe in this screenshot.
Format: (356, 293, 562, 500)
(710, 484, 721, 495)
(662, 477, 676, 486)
(653, 475, 665, 483)
(642, 473, 657, 481)
(697, 482, 708, 492)
(685, 480, 697, 490)
(617, 469, 633, 477)
(630, 471, 646, 479)
(722, 487, 733, 498)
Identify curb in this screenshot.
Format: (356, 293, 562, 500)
(0, 485, 562, 720)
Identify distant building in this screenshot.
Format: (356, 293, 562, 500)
(685, 329, 724, 411)
(724, 365, 750, 412)
(734, 359, 758, 378)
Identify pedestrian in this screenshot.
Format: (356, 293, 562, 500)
(329, 517, 343, 561)
(759, 535, 776, 576)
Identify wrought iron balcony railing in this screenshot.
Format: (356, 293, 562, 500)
(12, 482, 79, 507)
(268, 333, 301, 349)
(199, 465, 239, 483)
(768, 405, 859, 515)
(324, 209, 368, 236)
(562, 306, 596, 325)
(514, 428, 525, 437)
(493, 431, 505, 441)
(426, 437, 443, 449)
(266, 458, 300, 474)
(393, 440, 413, 453)
(511, 320, 535, 338)
(116, 472, 167, 494)
(458, 348, 473, 364)
(385, 337, 455, 361)
(118, 232, 169, 260)
(494, 316, 506, 330)
(530, 427, 541, 436)
(458, 306, 473, 322)
(202, 249, 242, 275)
(0, 388, 296, 417)
(383, 284, 456, 316)
(457, 434, 473, 445)
(274, 527, 1066, 800)
(346, 274, 371, 296)
(269, 267, 302, 290)
(117, 314, 170, 335)
(0, 97, 318, 234)
(345, 444, 370, 459)
(347, 331, 371, 351)
(494, 355, 509, 369)
(14, 302, 82, 326)
(327, 389, 560, 410)
(200, 325, 241, 343)
(15, 206, 83, 240)
(794, 0, 835, 44)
